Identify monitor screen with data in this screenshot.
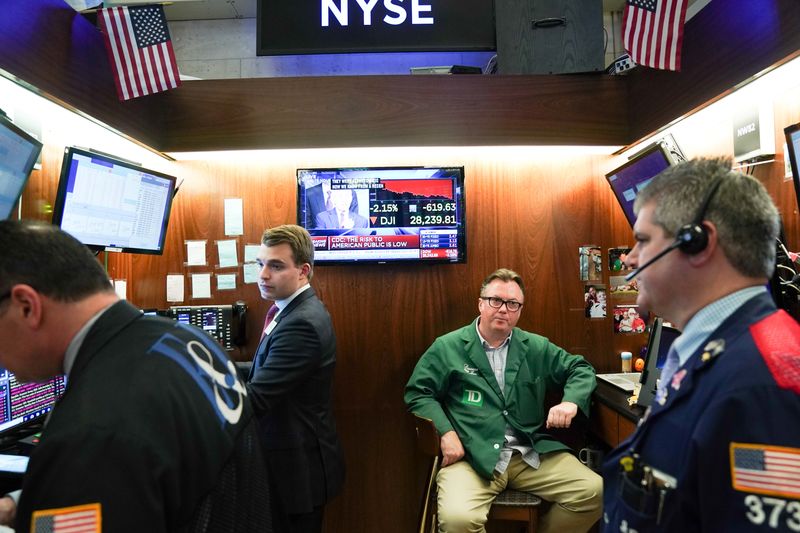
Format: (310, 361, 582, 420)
(0, 114, 42, 219)
(52, 147, 177, 254)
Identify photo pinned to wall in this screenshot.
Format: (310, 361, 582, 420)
(608, 247, 632, 273)
(610, 275, 639, 296)
(613, 305, 646, 334)
(584, 284, 607, 318)
(579, 245, 602, 281)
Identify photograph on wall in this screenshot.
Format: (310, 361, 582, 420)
(608, 247, 632, 272)
(584, 284, 607, 318)
(579, 245, 602, 281)
(613, 305, 646, 334)
(610, 275, 639, 296)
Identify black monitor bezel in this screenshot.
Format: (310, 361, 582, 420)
(784, 123, 800, 216)
(51, 146, 177, 255)
(295, 165, 467, 265)
(636, 317, 681, 408)
(0, 113, 43, 220)
(605, 143, 675, 227)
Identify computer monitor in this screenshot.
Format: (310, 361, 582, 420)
(605, 143, 676, 227)
(0, 368, 66, 439)
(636, 317, 681, 407)
(0, 113, 43, 220)
(51, 147, 177, 255)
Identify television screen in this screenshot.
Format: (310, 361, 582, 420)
(0, 114, 43, 220)
(785, 122, 800, 212)
(52, 147, 177, 255)
(297, 166, 466, 264)
(257, 0, 495, 55)
(605, 143, 675, 226)
(0, 368, 66, 437)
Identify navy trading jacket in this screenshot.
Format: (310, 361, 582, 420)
(602, 293, 800, 532)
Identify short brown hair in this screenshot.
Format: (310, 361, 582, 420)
(261, 224, 315, 281)
(480, 268, 525, 296)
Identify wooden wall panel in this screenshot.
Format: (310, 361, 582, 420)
(157, 75, 628, 151)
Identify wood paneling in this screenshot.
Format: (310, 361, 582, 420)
(157, 75, 628, 151)
(0, 0, 163, 150)
(627, 0, 800, 143)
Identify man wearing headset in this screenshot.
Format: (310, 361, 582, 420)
(602, 158, 800, 531)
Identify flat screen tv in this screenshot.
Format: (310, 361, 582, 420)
(785, 122, 800, 213)
(0, 367, 66, 439)
(0, 113, 43, 219)
(52, 147, 177, 254)
(605, 143, 676, 226)
(297, 166, 466, 264)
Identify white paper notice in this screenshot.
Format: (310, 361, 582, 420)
(217, 239, 239, 268)
(166, 274, 185, 302)
(191, 273, 212, 299)
(217, 273, 237, 290)
(113, 279, 127, 300)
(186, 240, 207, 266)
(224, 198, 244, 236)
(244, 244, 260, 263)
(243, 262, 260, 284)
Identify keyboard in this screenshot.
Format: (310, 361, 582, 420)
(597, 372, 641, 392)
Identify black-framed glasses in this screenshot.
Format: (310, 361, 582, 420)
(480, 296, 523, 312)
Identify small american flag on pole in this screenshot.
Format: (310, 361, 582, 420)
(731, 443, 800, 499)
(98, 4, 181, 101)
(623, 0, 688, 71)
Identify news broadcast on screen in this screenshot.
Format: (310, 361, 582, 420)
(297, 166, 466, 264)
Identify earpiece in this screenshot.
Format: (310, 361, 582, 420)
(673, 175, 725, 255)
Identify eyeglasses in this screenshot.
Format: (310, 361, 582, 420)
(480, 296, 523, 312)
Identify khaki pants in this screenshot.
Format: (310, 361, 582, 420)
(436, 452, 602, 533)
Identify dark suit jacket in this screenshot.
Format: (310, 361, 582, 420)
(315, 208, 369, 229)
(246, 287, 346, 516)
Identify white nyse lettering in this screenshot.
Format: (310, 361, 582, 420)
(384, 0, 406, 25)
(322, 0, 348, 27)
(412, 0, 433, 24)
(355, 0, 379, 25)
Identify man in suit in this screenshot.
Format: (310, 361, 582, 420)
(603, 158, 800, 531)
(247, 224, 346, 533)
(304, 180, 358, 229)
(0, 220, 271, 532)
(405, 268, 602, 533)
(315, 188, 369, 229)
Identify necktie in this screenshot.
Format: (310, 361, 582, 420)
(325, 190, 333, 210)
(656, 345, 680, 399)
(338, 211, 346, 228)
(260, 304, 278, 340)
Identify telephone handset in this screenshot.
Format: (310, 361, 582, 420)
(232, 300, 248, 347)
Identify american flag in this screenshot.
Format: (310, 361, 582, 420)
(31, 503, 101, 533)
(623, 0, 688, 71)
(731, 443, 800, 498)
(98, 5, 181, 101)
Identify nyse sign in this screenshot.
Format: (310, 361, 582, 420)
(322, 0, 434, 27)
(257, 0, 495, 55)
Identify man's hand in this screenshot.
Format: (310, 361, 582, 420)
(440, 430, 465, 467)
(546, 401, 578, 429)
(0, 495, 16, 525)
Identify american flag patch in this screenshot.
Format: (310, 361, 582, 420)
(31, 502, 101, 533)
(730, 442, 800, 498)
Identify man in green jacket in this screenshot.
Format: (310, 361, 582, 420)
(405, 268, 602, 533)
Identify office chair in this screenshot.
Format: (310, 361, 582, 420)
(413, 414, 541, 533)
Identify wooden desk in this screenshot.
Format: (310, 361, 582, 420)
(590, 381, 645, 448)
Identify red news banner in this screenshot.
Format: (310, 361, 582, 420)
(312, 235, 420, 250)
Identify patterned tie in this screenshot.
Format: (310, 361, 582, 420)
(655, 345, 680, 402)
(338, 211, 346, 228)
(260, 304, 279, 341)
(325, 190, 333, 211)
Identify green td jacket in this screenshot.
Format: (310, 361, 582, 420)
(404, 320, 597, 479)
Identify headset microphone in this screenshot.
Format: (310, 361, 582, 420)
(624, 240, 682, 281)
